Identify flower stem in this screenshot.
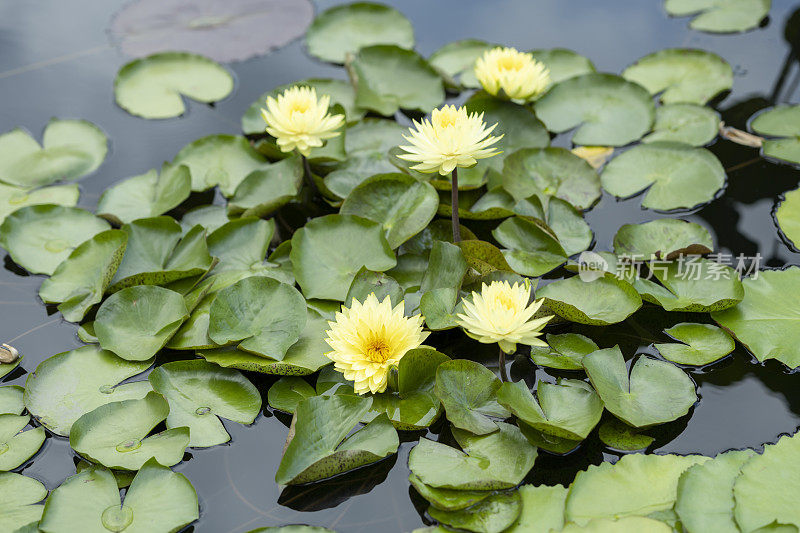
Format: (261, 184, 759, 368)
(498, 346, 509, 382)
(451, 168, 461, 243)
(301, 154, 319, 198)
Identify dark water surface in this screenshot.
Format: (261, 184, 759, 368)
(2, 1, 800, 531)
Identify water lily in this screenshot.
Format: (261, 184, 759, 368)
(474, 46, 551, 103)
(324, 293, 429, 395)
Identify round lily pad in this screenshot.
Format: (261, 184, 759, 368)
(181, 205, 230, 234)
(429, 491, 522, 533)
(0, 472, 46, 532)
(227, 156, 303, 218)
(534, 73, 654, 146)
(776, 186, 800, 250)
(530, 333, 599, 370)
(492, 216, 567, 277)
(538, 274, 642, 325)
(0, 415, 45, 471)
(148, 360, 260, 448)
(434, 360, 509, 436)
(69, 391, 190, 470)
(751, 105, 800, 165)
(583, 347, 698, 427)
(643, 103, 720, 146)
(529, 48, 596, 84)
(511, 484, 569, 533)
(655, 323, 735, 365)
(428, 39, 493, 87)
(409, 473, 491, 512)
(0, 204, 110, 275)
(207, 217, 278, 275)
(305, 2, 414, 63)
(665, 0, 770, 33)
(95, 285, 189, 361)
(598, 418, 655, 452)
(0, 183, 79, 225)
(634, 258, 743, 312)
(24, 345, 152, 436)
(513, 195, 593, 256)
(0, 119, 107, 188)
(172, 134, 270, 194)
(114, 52, 233, 119)
(601, 141, 726, 211)
(613, 218, 713, 260)
(0, 386, 24, 415)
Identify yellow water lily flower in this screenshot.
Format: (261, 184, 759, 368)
(324, 293, 429, 395)
(474, 47, 551, 103)
(571, 146, 614, 169)
(260, 86, 344, 157)
(456, 280, 553, 354)
(397, 105, 502, 176)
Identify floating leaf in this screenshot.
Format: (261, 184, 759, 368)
(664, 0, 770, 33)
(613, 219, 713, 260)
(429, 39, 493, 87)
(0, 119, 107, 188)
(507, 484, 568, 533)
(655, 323, 735, 365)
(206, 217, 282, 277)
(530, 333, 598, 370)
(513, 195, 593, 256)
(623, 49, 733, 104)
(0, 183, 79, 225)
(560, 517, 673, 532)
(534, 73, 654, 146)
(267, 377, 316, 414)
(39, 459, 198, 532)
(97, 162, 191, 224)
(0, 386, 24, 415)
(181, 204, 229, 234)
(434, 360, 509, 435)
(95, 285, 189, 361)
(115, 52, 233, 119)
(419, 241, 468, 330)
(148, 360, 260, 447)
(69, 391, 189, 470)
(601, 142, 725, 210)
(0, 205, 110, 275)
(429, 491, 522, 533)
(346, 268, 404, 307)
(409, 474, 491, 512)
(598, 418, 656, 452)
(492, 216, 567, 277)
(275, 395, 399, 484)
(228, 156, 303, 218)
(751, 105, 800, 165)
(538, 274, 642, 325)
(643, 104, 719, 146)
(634, 258, 743, 312)
(0, 472, 46, 532)
(583, 347, 697, 427)
(0, 415, 45, 471)
(776, 186, 800, 250)
(530, 48, 596, 84)
(172, 134, 270, 194)
(712, 267, 800, 368)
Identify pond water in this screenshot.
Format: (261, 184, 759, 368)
(2, 0, 800, 531)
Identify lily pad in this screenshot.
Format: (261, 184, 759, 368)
(507, 484, 568, 533)
(601, 141, 725, 211)
(530, 333, 599, 370)
(69, 391, 189, 470)
(95, 285, 189, 361)
(712, 267, 800, 368)
(776, 186, 800, 249)
(655, 323, 735, 365)
(613, 219, 713, 260)
(434, 360, 509, 435)
(497, 379, 603, 440)
(173, 134, 270, 194)
(341, 173, 439, 249)
(97, 163, 191, 224)
(665, 0, 770, 33)
(429, 491, 522, 533)
(268, 377, 316, 414)
(181, 205, 229, 234)
(560, 517, 673, 532)
(228, 156, 303, 218)
(206, 217, 281, 276)
(0, 472, 46, 532)
(346, 268, 404, 307)
(148, 360, 260, 447)
(351, 45, 444, 116)
(513, 195, 593, 256)
(634, 258, 743, 312)
(751, 105, 800, 165)
(0, 205, 110, 275)
(583, 347, 697, 427)
(0, 415, 45, 471)
(38, 458, 198, 533)
(0, 385, 24, 415)
(623, 49, 733, 104)
(428, 39, 493, 87)
(598, 418, 656, 451)
(643, 104, 719, 146)
(291, 214, 396, 301)
(24, 345, 152, 436)
(492, 216, 567, 276)
(538, 274, 642, 325)
(275, 395, 399, 484)
(115, 52, 233, 119)
(0, 183, 79, 225)
(534, 73, 654, 146)
(529, 48, 596, 84)
(411, 476, 491, 514)
(0, 119, 107, 188)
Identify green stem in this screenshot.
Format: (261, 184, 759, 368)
(451, 167, 461, 243)
(301, 154, 319, 198)
(498, 346, 508, 382)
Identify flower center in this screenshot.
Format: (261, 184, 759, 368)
(498, 55, 523, 71)
(494, 293, 517, 311)
(364, 338, 393, 363)
(289, 100, 311, 115)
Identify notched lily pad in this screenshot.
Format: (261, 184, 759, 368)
(0, 472, 46, 532)
(751, 105, 800, 166)
(643, 103, 720, 146)
(655, 322, 735, 365)
(538, 273, 642, 325)
(634, 258, 743, 312)
(665, 0, 770, 33)
(0, 414, 45, 471)
(172, 134, 270, 194)
(613, 219, 713, 260)
(228, 156, 303, 218)
(434, 360, 509, 435)
(530, 333, 599, 370)
(492, 216, 567, 277)
(429, 491, 522, 533)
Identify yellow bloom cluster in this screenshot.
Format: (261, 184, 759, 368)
(475, 47, 551, 102)
(260, 86, 344, 156)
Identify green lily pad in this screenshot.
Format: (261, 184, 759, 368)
(492, 216, 567, 276)
(275, 395, 399, 485)
(429, 491, 522, 533)
(655, 323, 735, 365)
(351, 45, 444, 116)
(305, 2, 414, 63)
(148, 360, 260, 448)
(24, 345, 152, 436)
(0, 415, 45, 471)
(0, 119, 107, 187)
(115, 52, 233, 119)
(712, 267, 800, 368)
(534, 73, 654, 146)
(69, 391, 189, 470)
(206, 217, 282, 277)
(613, 219, 713, 260)
(97, 162, 191, 225)
(409, 473, 491, 512)
(507, 484, 568, 533)
(267, 377, 316, 414)
(583, 346, 697, 427)
(341, 173, 439, 249)
(408, 422, 537, 490)
(0, 472, 46, 532)
(228, 156, 303, 218)
(529, 48, 596, 84)
(428, 39, 493, 87)
(530, 333, 599, 370)
(346, 268, 404, 307)
(565, 452, 708, 525)
(513, 195, 593, 256)
(665, 0, 770, 33)
(634, 258, 743, 312)
(518, 422, 582, 455)
(751, 105, 800, 165)
(776, 186, 800, 250)
(597, 418, 656, 451)
(172, 134, 270, 194)
(601, 141, 725, 210)
(623, 49, 733, 104)
(0, 204, 110, 275)
(38, 458, 198, 533)
(560, 516, 673, 532)
(497, 379, 603, 440)
(501, 147, 601, 209)
(538, 274, 642, 325)
(643, 104, 720, 146)
(675, 449, 755, 533)
(434, 360, 509, 435)
(95, 285, 189, 361)
(0, 183, 79, 225)
(38, 229, 127, 322)
(181, 205, 229, 234)
(0, 386, 24, 415)
(291, 214, 396, 301)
